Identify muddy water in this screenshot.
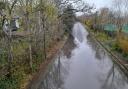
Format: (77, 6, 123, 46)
(38, 23, 128, 89)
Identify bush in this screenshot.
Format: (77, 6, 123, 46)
(0, 76, 20, 89)
(118, 36, 128, 54)
(111, 42, 122, 52)
(95, 32, 110, 42)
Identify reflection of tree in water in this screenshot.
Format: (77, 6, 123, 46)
(101, 64, 128, 89)
(38, 35, 76, 89)
(87, 34, 128, 89)
(38, 56, 62, 89)
(62, 35, 76, 59)
(87, 35, 106, 60)
(87, 34, 98, 51)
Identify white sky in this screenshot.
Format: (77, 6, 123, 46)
(84, 0, 112, 10)
(76, 0, 113, 16)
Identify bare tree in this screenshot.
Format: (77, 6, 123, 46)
(2, 0, 18, 77)
(112, 0, 124, 33)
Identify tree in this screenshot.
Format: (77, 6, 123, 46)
(54, 0, 93, 35)
(61, 5, 76, 33)
(0, 1, 6, 10)
(112, 0, 124, 33)
(1, 0, 18, 77)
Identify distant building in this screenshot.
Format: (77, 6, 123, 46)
(3, 19, 9, 34)
(3, 16, 20, 35)
(10, 16, 20, 31)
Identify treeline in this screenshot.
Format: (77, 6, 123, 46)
(81, 0, 128, 61)
(0, 0, 83, 89)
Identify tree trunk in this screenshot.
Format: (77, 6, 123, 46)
(6, 25, 13, 77)
(43, 23, 47, 60)
(25, 11, 33, 70)
(29, 44, 33, 70)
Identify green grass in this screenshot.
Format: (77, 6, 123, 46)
(95, 32, 112, 42)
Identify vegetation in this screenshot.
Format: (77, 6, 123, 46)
(0, 0, 92, 89)
(0, 0, 69, 89)
(62, 5, 76, 33)
(79, 0, 128, 62)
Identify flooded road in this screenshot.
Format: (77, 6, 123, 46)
(38, 23, 128, 89)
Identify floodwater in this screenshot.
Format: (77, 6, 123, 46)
(38, 22, 128, 89)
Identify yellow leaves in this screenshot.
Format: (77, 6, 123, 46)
(42, 3, 58, 21)
(118, 36, 128, 54)
(37, 0, 58, 21)
(46, 5, 57, 19)
(86, 20, 92, 27)
(26, 6, 32, 14)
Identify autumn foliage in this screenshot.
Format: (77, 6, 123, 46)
(118, 35, 128, 54)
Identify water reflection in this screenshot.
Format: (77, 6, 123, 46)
(38, 35, 76, 89)
(38, 56, 63, 89)
(100, 64, 128, 89)
(62, 35, 76, 59)
(87, 34, 106, 60)
(38, 23, 128, 89)
(87, 35, 128, 89)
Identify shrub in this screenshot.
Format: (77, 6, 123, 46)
(111, 42, 122, 52)
(118, 36, 128, 54)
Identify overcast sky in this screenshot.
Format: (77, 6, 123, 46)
(76, 0, 113, 16)
(84, 0, 112, 10)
